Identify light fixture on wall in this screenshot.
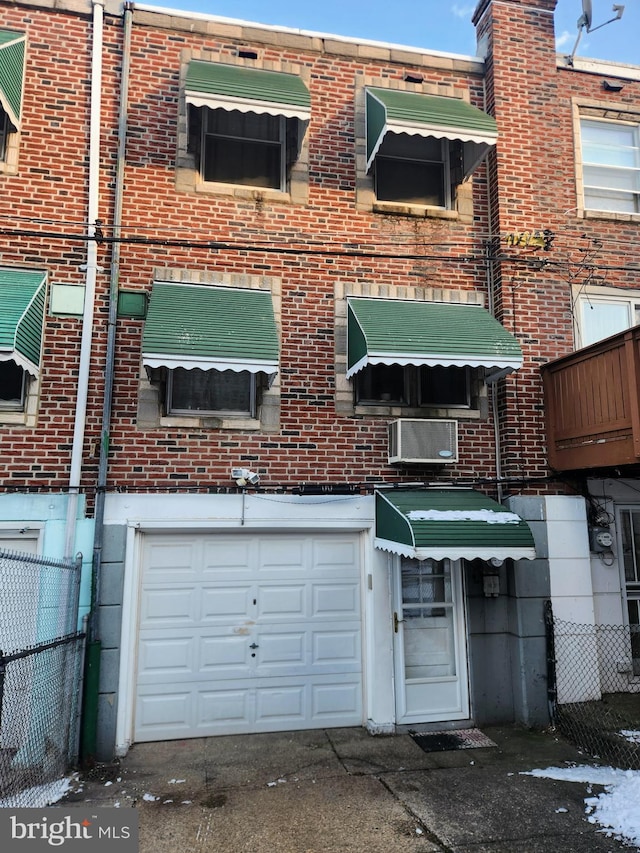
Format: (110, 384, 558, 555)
(232, 467, 260, 487)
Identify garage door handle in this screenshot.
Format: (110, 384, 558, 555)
(249, 643, 259, 649)
(393, 612, 404, 633)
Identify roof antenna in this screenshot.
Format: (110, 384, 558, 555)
(566, 2, 625, 66)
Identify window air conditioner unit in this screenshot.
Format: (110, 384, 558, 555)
(388, 419, 458, 465)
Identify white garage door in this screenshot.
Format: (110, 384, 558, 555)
(135, 532, 363, 741)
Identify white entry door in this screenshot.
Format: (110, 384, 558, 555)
(134, 532, 362, 741)
(393, 557, 469, 725)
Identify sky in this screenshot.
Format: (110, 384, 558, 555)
(140, 0, 639, 66)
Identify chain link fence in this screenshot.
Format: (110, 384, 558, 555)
(0, 548, 85, 807)
(545, 601, 640, 770)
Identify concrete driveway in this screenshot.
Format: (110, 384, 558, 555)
(62, 726, 630, 852)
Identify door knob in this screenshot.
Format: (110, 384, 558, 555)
(393, 612, 404, 633)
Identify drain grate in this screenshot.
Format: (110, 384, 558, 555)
(410, 728, 497, 753)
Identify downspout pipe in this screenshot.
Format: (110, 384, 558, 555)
(91, 0, 133, 642)
(82, 0, 134, 763)
(64, 0, 105, 560)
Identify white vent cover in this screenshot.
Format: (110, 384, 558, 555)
(388, 419, 458, 464)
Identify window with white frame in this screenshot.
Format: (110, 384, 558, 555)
(575, 289, 640, 348)
(618, 508, 640, 674)
(580, 118, 640, 214)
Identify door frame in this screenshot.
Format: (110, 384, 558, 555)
(392, 556, 470, 725)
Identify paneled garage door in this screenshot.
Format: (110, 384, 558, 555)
(135, 532, 363, 741)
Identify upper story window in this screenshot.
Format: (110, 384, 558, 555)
(374, 134, 454, 207)
(355, 364, 470, 408)
(0, 29, 26, 173)
(184, 60, 310, 195)
(0, 359, 27, 410)
(0, 108, 7, 161)
(345, 297, 521, 418)
(194, 108, 293, 191)
(580, 118, 640, 215)
(167, 367, 256, 418)
(0, 267, 46, 425)
(575, 287, 640, 348)
(365, 88, 497, 211)
(140, 279, 280, 430)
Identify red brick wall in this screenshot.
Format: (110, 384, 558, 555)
(5, 1, 636, 506)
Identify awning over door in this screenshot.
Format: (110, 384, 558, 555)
(185, 60, 311, 120)
(0, 268, 46, 376)
(0, 29, 26, 129)
(375, 489, 536, 562)
(347, 298, 523, 378)
(365, 87, 497, 174)
(142, 282, 279, 378)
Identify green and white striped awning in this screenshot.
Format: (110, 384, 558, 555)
(142, 282, 279, 378)
(0, 29, 26, 129)
(365, 87, 497, 175)
(346, 298, 522, 379)
(185, 60, 310, 120)
(375, 489, 536, 562)
(0, 268, 47, 376)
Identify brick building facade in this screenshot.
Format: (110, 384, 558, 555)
(0, 0, 638, 759)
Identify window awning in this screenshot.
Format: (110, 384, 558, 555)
(142, 283, 279, 378)
(185, 61, 311, 121)
(375, 489, 536, 562)
(0, 268, 46, 376)
(347, 298, 522, 379)
(365, 88, 497, 175)
(0, 29, 26, 129)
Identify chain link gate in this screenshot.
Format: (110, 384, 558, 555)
(0, 548, 85, 806)
(545, 600, 640, 770)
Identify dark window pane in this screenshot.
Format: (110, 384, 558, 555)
(203, 137, 282, 188)
(0, 361, 26, 409)
(420, 366, 469, 406)
(206, 109, 281, 141)
(202, 108, 284, 189)
(170, 368, 253, 415)
(375, 156, 445, 205)
(0, 108, 7, 161)
(355, 364, 407, 404)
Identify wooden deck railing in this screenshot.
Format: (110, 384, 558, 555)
(541, 327, 640, 471)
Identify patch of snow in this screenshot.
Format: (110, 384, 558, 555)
(406, 509, 521, 524)
(521, 765, 640, 849)
(620, 730, 640, 745)
(0, 776, 75, 808)
(142, 792, 159, 801)
(104, 780, 113, 786)
(168, 778, 186, 784)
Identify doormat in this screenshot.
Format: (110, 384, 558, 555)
(410, 728, 497, 753)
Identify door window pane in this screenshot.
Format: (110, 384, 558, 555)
(401, 558, 455, 679)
